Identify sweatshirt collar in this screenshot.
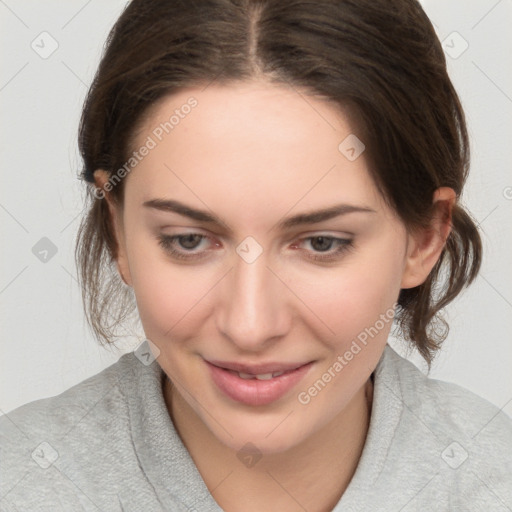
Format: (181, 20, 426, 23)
(123, 341, 402, 511)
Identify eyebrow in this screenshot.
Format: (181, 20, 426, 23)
(143, 198, 376, 231)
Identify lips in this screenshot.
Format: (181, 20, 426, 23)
(206, 359, 314, 406)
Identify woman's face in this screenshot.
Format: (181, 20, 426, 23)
(102, 81, 434, 454)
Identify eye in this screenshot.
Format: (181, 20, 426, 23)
(158, 233, 217, 261)
(157, 233, 354, 263)
(292, 236, 354, 263)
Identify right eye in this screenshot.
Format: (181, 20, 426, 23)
(157, 233, 220, 261)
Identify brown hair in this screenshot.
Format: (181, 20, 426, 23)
(75, 0, 482, 370)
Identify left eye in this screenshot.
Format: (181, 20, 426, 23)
(157, 233, 354, 262)
(292, 236, 354, 262)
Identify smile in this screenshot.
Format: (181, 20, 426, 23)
(205, 360, 314, 406)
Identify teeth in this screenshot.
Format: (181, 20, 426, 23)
(238, 372, 256, 380)
(255, 373, 273, 380)
(236, 371, 285, 380)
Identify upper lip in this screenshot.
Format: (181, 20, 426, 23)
(206, 360, 312, 374)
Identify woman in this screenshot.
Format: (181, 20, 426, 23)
(1, 0, 511, 510)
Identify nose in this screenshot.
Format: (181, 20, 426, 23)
(215, 246, 290, 351)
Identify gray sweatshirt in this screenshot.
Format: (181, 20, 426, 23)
(1, 342, 511, 511)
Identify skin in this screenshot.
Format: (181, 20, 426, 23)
(94, 80, 455, 512)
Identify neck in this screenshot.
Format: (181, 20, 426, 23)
(164, 376, 373, 512)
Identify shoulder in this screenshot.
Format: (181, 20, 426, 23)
(0, 352, 137, 506)
(383, 344, 512, 444)
(377, 345, 512, 506)
(0, 352, 134, 439)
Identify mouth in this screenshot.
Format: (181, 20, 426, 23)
(206, 359, 311, 375)
(205, 360, 314, 406)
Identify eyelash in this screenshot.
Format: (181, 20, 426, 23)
(157, 233, 354, 263)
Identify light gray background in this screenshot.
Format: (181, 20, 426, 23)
(1, 0, 511, 417)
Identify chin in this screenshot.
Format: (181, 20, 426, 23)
(214, 417, 310, 456)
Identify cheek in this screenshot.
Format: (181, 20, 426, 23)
(291, 237, 404, 343)
(125, 234, 214, 341)
(294, 242, 404, 419)
(125, 215, 406, 352)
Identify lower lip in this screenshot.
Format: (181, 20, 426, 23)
(206, 361, 314, 406)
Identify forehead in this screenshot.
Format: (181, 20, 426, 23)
(126, 81, 385, 220)
(136, 80, 355, 153)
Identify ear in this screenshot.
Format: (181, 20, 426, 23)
(400, 187, 456, 289)
(93, 170, 133, 287)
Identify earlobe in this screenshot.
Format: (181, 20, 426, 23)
(93, 169, 133, 287)
(400, 187, 456, 289)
